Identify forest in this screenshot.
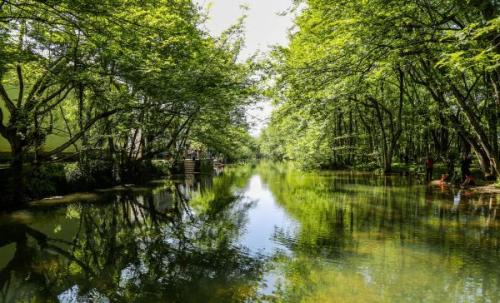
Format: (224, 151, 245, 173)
(0, 0, 499, 205)
(261, 0, 499, 177)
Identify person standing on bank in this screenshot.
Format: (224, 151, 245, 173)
(460, 155, 472, 181)
(425, 156, 434, 182)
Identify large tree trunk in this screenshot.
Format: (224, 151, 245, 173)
(457, 130, 492, 175)
(450, 85, 500, 176)
(9, 140, 26, 207)
(474, 149, 492, 175)
(383, 152, 393, 174)
(415, 67, 499, 177)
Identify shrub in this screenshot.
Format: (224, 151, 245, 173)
(77, 160, 114, 189)
(64, 162, 85, 185)
(26, 163, 67, 198)
(150, 160, 173, 177)
(354, 161, 379, 172)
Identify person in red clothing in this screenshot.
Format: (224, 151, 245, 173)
(425, 156, 434, 182)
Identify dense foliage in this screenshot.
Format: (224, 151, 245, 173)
(261, 0, 499, 175)
(0, 0, 256, 205)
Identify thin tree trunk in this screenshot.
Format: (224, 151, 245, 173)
(371, 99, 391, 173)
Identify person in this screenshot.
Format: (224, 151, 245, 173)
(425, 156, 433, 182)
(439, 173, 450, 185)
(460, 155, 472, 181)
(462, 173, 475, 188)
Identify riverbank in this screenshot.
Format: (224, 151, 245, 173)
(467, 184, 500, 195)
(0, 160, 174, 208)
(3, 158, 498, 211)
(428, 173, 500, 192)
(27, 181, 173, 209)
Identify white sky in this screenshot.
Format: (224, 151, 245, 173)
(196, 0, 295, 137)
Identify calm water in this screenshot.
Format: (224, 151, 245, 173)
(0, 163, 499, 302)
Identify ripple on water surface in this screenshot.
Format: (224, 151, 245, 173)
(0, 164, 498, 302)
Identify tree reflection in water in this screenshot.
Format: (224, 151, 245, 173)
(258, 163, 499, 303)
(0, 166, 265, 303)
(1, 164, 499, 303)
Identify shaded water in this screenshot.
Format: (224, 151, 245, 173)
(0, 163, 499, 302)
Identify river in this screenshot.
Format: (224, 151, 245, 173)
(0, 162, 498, 302)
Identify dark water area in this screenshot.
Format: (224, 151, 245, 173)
(0, 163, 498, 302)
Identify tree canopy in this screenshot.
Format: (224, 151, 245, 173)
(0, 0, 257, 205)
(261, 0, 499, 175)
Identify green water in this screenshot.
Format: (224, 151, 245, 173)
(0, 163, 498, 302)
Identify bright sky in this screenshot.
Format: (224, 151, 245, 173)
(196, 0, 295, 137)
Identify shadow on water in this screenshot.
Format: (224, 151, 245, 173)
(0, 167, 266, 303)
(0, 163, 499, 302)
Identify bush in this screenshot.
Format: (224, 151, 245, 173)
(24, 158, 173, 200)
(64, 162, 86, 185)
(150, 160, 173, 177)
(77, 159, 114, 189)
(25, 160, 117, 198)
(354, 161, 379, 172)
(26, 163, 67, 198)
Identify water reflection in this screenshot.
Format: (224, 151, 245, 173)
(0, 167, 265, 302)
(0, 163, 498, 303)
(239, 175, 297, 254)
(258, 163, 499, 303)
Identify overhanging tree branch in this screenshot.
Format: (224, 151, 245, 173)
(16, 65, 24, 107)
(26, 56, 67, 106)
(36, 83, 72, 108)
(39, 108, 124, 159)
(37, 86, 74, 116)
(0, 83, 16, 114)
